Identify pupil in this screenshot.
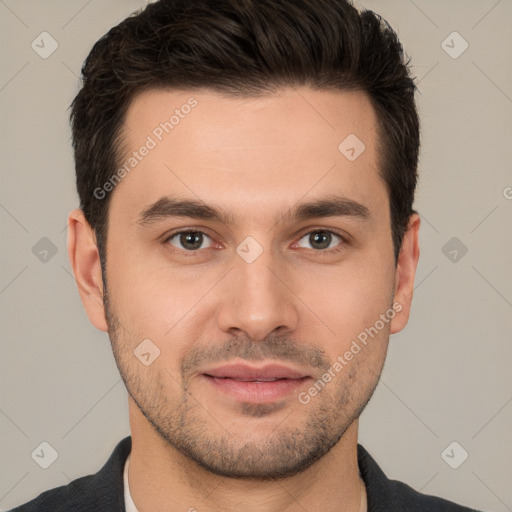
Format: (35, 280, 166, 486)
(182, 232, 202, 250)
(311, 231, 330, 250)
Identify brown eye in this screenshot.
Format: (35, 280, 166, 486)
(166, 231, 213, 251)
(296, 230, 344, 252)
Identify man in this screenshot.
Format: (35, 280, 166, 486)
(12, 0, 483, 510)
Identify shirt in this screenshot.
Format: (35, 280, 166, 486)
(11, 435, 484, 511)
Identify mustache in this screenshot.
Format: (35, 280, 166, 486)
(181, 335, 332, 380)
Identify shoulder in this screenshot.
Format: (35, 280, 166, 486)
(9, 473, 102, 512)
(10, 437, 131, 512)
(357, 444, 484, 512)
(382, 477, 482, 511)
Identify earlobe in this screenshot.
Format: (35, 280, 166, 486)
(390, 213, 420, 335)
(67, 209, 109, 332)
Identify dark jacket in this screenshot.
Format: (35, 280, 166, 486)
(11, 436, 482, 511)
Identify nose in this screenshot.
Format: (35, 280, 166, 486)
(216, 245, 299, 341)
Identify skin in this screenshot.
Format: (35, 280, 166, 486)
(68, 87, 420, 512)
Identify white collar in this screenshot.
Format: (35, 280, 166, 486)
(123, 453, 139, 512)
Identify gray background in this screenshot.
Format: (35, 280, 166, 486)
(1, 0, 511, 510)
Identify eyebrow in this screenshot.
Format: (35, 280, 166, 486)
(137, 194, 370, 226)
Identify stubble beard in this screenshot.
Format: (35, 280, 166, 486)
(103, 284, 386, 481)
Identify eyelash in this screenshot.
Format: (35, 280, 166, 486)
(163, 228, 348, 256)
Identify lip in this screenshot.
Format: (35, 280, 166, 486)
(201, 363, 311, 403)
(203, 363, 307, 381)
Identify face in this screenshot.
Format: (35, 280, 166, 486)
(81, 87, 416, 480)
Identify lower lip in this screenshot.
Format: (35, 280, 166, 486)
(203, 375, 311, 403)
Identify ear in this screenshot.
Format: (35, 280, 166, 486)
(389, 213, 420, 334)
(67, 209, 108, 332)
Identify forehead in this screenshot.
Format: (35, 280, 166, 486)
(111, 87, 386, 225)
(122, 86, 378, 156)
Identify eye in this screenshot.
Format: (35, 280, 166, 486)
(164, 229, 346, 255)
(166, 230, 214, 251)
(295, 230, 345, 252)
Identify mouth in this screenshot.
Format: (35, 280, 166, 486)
(201, 363, 312, 403)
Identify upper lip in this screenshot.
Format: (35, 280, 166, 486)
(203, 363, 308, 381)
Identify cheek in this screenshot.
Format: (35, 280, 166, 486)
(106, 242, 215, 346)
(299, 256, 394, 345)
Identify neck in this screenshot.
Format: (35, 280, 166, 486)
(127, 398, 365, 512)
